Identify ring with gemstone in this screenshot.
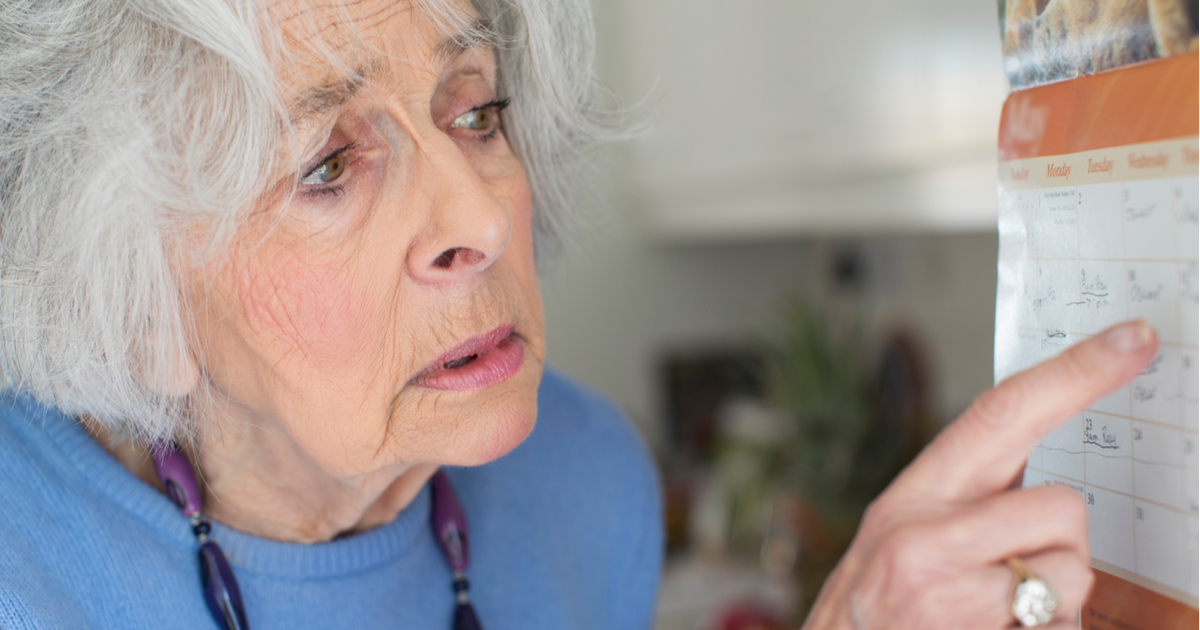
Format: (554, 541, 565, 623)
(1005, 556, 1059, 627)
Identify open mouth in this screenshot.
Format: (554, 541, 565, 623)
(411, 324, 524, 391)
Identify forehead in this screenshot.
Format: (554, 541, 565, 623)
(265, 0, 495, 120)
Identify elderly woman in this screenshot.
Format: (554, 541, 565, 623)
(0, 1, 1157, 629)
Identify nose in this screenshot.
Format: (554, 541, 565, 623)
(406, 142, 512, 284)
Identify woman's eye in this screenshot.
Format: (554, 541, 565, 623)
(452, 108, 494, 132)
(301, 152, 347, 185)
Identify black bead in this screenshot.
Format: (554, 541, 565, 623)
(452, 577, 470, 594)
(193, 521, 212, 537)
(199, 540, 248, 630)
(454, 602, 483, 630)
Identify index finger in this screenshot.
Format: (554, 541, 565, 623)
(890, 320, 1158, 503)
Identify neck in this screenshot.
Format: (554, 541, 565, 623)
(88, 417, 436, 544)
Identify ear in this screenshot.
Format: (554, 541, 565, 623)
(136, 334, 200, 397)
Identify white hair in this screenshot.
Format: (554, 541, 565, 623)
(0, 0, 619, 442)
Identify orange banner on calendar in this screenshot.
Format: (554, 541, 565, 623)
(999, 53, 1198, 162)
(998, 136, 1198, 189)
(1085, 569, 1199, 630)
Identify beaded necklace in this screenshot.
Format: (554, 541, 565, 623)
(150, 442, 483, 630)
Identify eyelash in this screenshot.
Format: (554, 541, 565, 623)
(294, 98, 513, 201)
(468, 97, 512, 142)
(299, 141, 358, 199)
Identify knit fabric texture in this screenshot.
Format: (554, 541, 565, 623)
(0, 369, 662, 629)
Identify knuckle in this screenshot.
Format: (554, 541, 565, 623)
(879, 525, 933, 573)
(966, 385, 1015, 428)
(859, 527, 928, 611)
(1060, 493, 1088, 531)
(1024, 485, 1088, 549)
(1042, 484, 1087, 525)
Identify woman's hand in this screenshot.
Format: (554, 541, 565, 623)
(802, 320, 1158, 630)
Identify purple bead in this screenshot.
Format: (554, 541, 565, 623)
(199, 541, 249, 630)
(430, 470, 469, 572)
(150, 442, 202, 518)
(454, 602, 483, 630)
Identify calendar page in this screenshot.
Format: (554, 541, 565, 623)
(995, 54, 1198, 629)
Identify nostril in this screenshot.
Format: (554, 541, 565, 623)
(432, 248, 458, 269)
(430, 247, 487, 270)
(456, 249, 485, 266)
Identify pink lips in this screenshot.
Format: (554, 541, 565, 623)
(412, 325, 524, 391)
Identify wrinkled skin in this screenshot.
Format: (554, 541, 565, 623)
(161, 0, 544, 542)
(801, 321, 1156, 629)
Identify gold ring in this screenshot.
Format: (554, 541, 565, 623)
(1005, 556, 1058, 627)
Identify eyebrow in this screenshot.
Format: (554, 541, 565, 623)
(288, 63, 382, 125)
(430, 18, 499, 68)
(287, 19, 499, 125)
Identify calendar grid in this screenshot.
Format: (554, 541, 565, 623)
(996, 146, 1199, 605)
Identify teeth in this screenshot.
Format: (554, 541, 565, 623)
(443, 354, 477, 370)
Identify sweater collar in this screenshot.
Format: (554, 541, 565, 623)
(13, 394, 433, 579)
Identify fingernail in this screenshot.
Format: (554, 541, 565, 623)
(1104, 320, 1155, 353)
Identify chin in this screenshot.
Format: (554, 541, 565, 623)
(417, 355, 540, 463)
(440, 364, 541, 466)
(454, 399, 538, 466)
(372, 341, 544, 470)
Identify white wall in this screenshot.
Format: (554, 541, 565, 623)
(540, 186, 1000, 452)
(584, 0, 1007, 239)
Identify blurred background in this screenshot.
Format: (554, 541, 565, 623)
(537, 0, 1007, 628)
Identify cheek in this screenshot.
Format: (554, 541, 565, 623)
(235, 249, 373, 372)
(502, 166, 536, 260)
(511, 184, 533, 236)
(499, 168, 542, 320)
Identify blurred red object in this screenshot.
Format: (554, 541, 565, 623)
(714, 601, 788, 630)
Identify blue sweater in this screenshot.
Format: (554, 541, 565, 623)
(0, 370, 662, 629)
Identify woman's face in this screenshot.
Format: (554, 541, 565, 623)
(182, 0, 543, 476)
